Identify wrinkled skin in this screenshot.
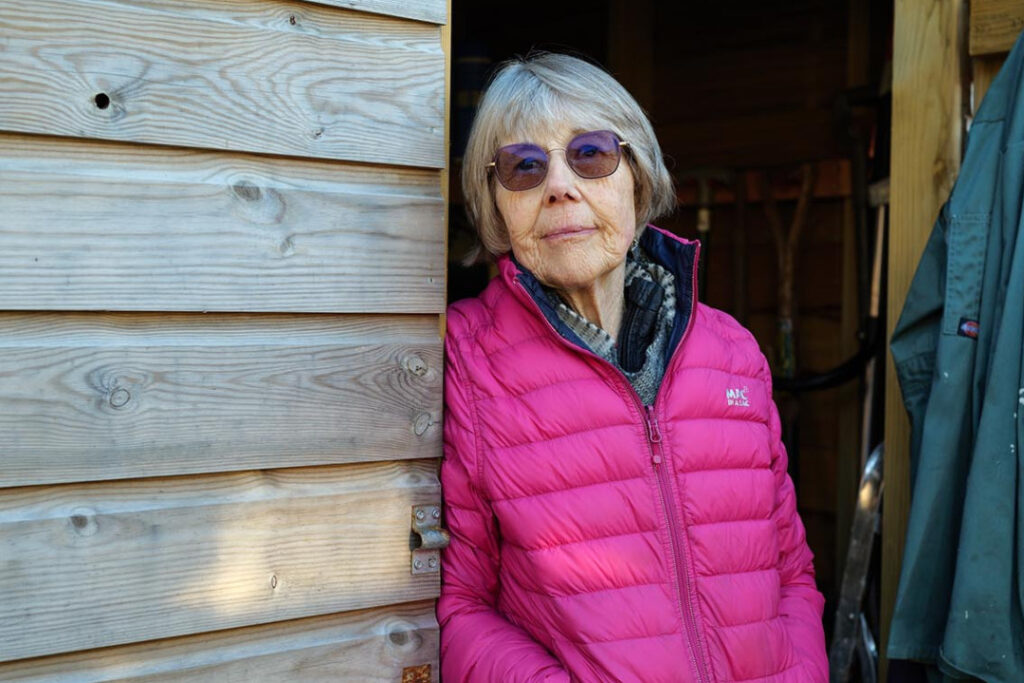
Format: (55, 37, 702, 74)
(494, 124, 638, 336)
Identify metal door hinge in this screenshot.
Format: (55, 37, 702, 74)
(410, 504, 449, 575)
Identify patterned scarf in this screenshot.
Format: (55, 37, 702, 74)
(541, 246, 676, 405)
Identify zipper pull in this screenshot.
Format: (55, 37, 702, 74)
(645, 406, 662, 443)
(645, 406, 663, 464)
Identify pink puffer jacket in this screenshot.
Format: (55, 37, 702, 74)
(439, 227, 827, 682)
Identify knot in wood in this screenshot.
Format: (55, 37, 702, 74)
(403, 354, 428, 377)
(109, 387, 131, 408)
(69, 508, 99, 537)
(412, 412, 432, 436)
(231, 181, 262, 202)
(387, 620, 424, 654)
(229, 183, 284, 224)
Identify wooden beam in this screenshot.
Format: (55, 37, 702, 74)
(969, 0, 1024, 56)
(676, 160, 851, 206)
(884, 0, 967, 674)
(0, 312, 441, 487)
(0, 461, 441, 661)
(439, 0, 451, 337)
(0, 0, 445, 167)
(305, 0, 446, 24)
(0, 601, 438, 682)
(0, 135, 445, 313)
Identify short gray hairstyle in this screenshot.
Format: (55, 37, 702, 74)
(462, 52, 675, 258)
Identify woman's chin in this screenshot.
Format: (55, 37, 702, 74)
(534, 261, 609, 293)
(518, 241, 626, 292)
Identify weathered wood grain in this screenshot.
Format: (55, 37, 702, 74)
(0, 461, 441, 662)
(0, 134, 444, 312)
(969, 0, 1024, 56)
(306, 0, 446, 24)
(0, 601, 438, 682)
(0, 0, 445, 166)
(0, 312, 441, 488)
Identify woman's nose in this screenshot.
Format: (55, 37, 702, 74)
(544, 152, 579, 204)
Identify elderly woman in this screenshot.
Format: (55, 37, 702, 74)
(439, 52, 827, 682)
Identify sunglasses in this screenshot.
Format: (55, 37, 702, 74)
(487, 130, 629, 192)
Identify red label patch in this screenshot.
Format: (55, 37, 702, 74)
(958, 318, 980, 339)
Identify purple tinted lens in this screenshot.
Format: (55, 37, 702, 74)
(491, 131, 623, 191)
(566, 131, 621, 178)
(494, 143, 548, 191)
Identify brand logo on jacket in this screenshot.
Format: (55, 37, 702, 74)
(958, 317, 980, 339)
(726, 387, 750, 407)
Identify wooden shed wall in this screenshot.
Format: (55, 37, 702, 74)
(0, 0, 448, 679)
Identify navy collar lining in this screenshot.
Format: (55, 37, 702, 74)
(512, 227, 698, 364)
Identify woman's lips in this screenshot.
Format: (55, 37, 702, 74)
(542, 226, 596, 241)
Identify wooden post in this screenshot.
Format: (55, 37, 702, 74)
(969, 0, 1024, 56)
(441, 0, 452, 339)
(883, 0, 967, 676)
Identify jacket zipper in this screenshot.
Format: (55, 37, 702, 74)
(506, 240, 712, 682)
(644, 404, 710, 683)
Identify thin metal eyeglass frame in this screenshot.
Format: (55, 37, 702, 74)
(486, 131, 630, 191)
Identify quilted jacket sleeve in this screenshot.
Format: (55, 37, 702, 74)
(766, 365, 829, 682)
(438, 331, 571, 683)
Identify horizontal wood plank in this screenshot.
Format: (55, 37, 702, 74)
(0, 0, 445, 166)
(0, 601, 438, 682)
(0, 312, 441, 487)
(0, 461, 441, 662)
(0, 134, 445, 312)
(970, 0, 1024, 55)
(305, 0, 446, 24)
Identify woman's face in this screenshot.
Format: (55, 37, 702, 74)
(493, 124, 637, 293)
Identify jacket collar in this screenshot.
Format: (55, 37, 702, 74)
(497, 225, 701, 360)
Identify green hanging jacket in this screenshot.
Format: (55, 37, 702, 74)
(888, 31, 1024, 683)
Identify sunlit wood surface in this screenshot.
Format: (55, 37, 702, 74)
(0, 0, 449, 676)
(0, 601, 439, 682)
(0, 461, 441, 661)
(884, 0, 966, 672)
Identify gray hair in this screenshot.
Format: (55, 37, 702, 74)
(462, 52, 675, 258)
